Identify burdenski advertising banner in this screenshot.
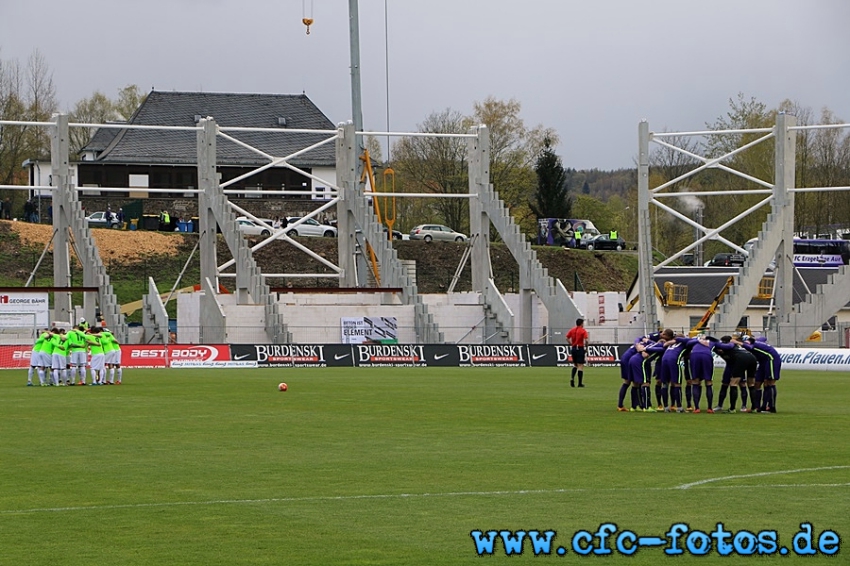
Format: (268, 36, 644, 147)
(230, 344, 354, 368)
(456, 344, 529, 367)
(352, 344, 427, 367)
(527, 344, 624, 367)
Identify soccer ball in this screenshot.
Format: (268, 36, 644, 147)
(278, 382, 288, 392)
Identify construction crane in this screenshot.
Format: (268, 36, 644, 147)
(689, 276, 735, 337)
(625, 282, 666, 311)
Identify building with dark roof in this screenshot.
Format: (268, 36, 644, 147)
(626, 265, 850, 340)
(76, 91, 339, 202)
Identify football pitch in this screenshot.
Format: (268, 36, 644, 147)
(1, 367, 848, 565)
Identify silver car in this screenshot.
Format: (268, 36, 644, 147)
(285, 217, 338, 238)
(236, 218, 272, 237)
(85, 211, 120, 229)
(409, 224, 468, 242)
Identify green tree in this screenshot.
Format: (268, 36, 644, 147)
(114, 84, 146, 121)
(581, 180, 590, 195)
(472, 97, 556, 235)
(529, 137, 571, 219)
(571, 194, 615, 233)
(68, 85, 147, 155)
(69, 91, 116, 154)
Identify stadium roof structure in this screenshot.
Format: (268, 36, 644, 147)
(80, 91, 337, 167)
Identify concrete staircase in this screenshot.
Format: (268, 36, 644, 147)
(65, 191, 128, 341)
(478, 184, 582, 339)
(142, 277, 169, 345)
(711, 208, 786, 335)
(480, 278, 513, 343)
(208, 192, 291, 343)
(784, 265, 850, 344)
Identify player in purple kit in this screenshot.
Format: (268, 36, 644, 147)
(739, 335, 781, 412)
(689, 335, 717, 413)
(629, 330, 673, 411)
(709, 335, 757, 413)
(659, 334, 691, 412)
(617, 331, 661, 412)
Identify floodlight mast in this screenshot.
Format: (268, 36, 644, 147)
(348, 0, 364, 139)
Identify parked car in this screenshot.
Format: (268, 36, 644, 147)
(85, 211, 120, 229)
(285, 217, 338, 238)
(236, 218, 272, 237)
(409, 224, 468, 242)
(705, 253, 746, 267)
(583, 234, 626, 251)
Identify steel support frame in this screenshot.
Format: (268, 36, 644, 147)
(634, 114, 850, 344)
(638, 120, 780, 333)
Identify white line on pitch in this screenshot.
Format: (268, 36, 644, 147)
(675, 465, 850, 490)
(2, 478, 849, 516)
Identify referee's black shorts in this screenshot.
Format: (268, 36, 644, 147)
(570, 346, 586, 365)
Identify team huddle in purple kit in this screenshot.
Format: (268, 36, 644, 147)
(617, 329, 781, 413)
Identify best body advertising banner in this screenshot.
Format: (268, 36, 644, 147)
(0, 292, 49, 328)
(124, 344, 234, 368)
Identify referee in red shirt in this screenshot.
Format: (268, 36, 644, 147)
(566, 318, 589, 387)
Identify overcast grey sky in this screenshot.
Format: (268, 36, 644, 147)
(1, 0, 848, 170)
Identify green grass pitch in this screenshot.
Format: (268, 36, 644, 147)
(1, 367, 848, 565)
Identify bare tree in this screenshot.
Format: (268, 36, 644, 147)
(0, 53, 30, 221)
(392, 109, 471, 232)
(24, 49, 57, 160)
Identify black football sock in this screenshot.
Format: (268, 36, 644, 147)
(618, 383, 629, 408)
(630, 387, 639, 410)
(685, 384, 693, 408)
(654, 383, 663, 407)
(729, 387, 738, 410)
(577, 370, 583, 386)
(718, 384, 729, 408)
(740, 385, 749, 407)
